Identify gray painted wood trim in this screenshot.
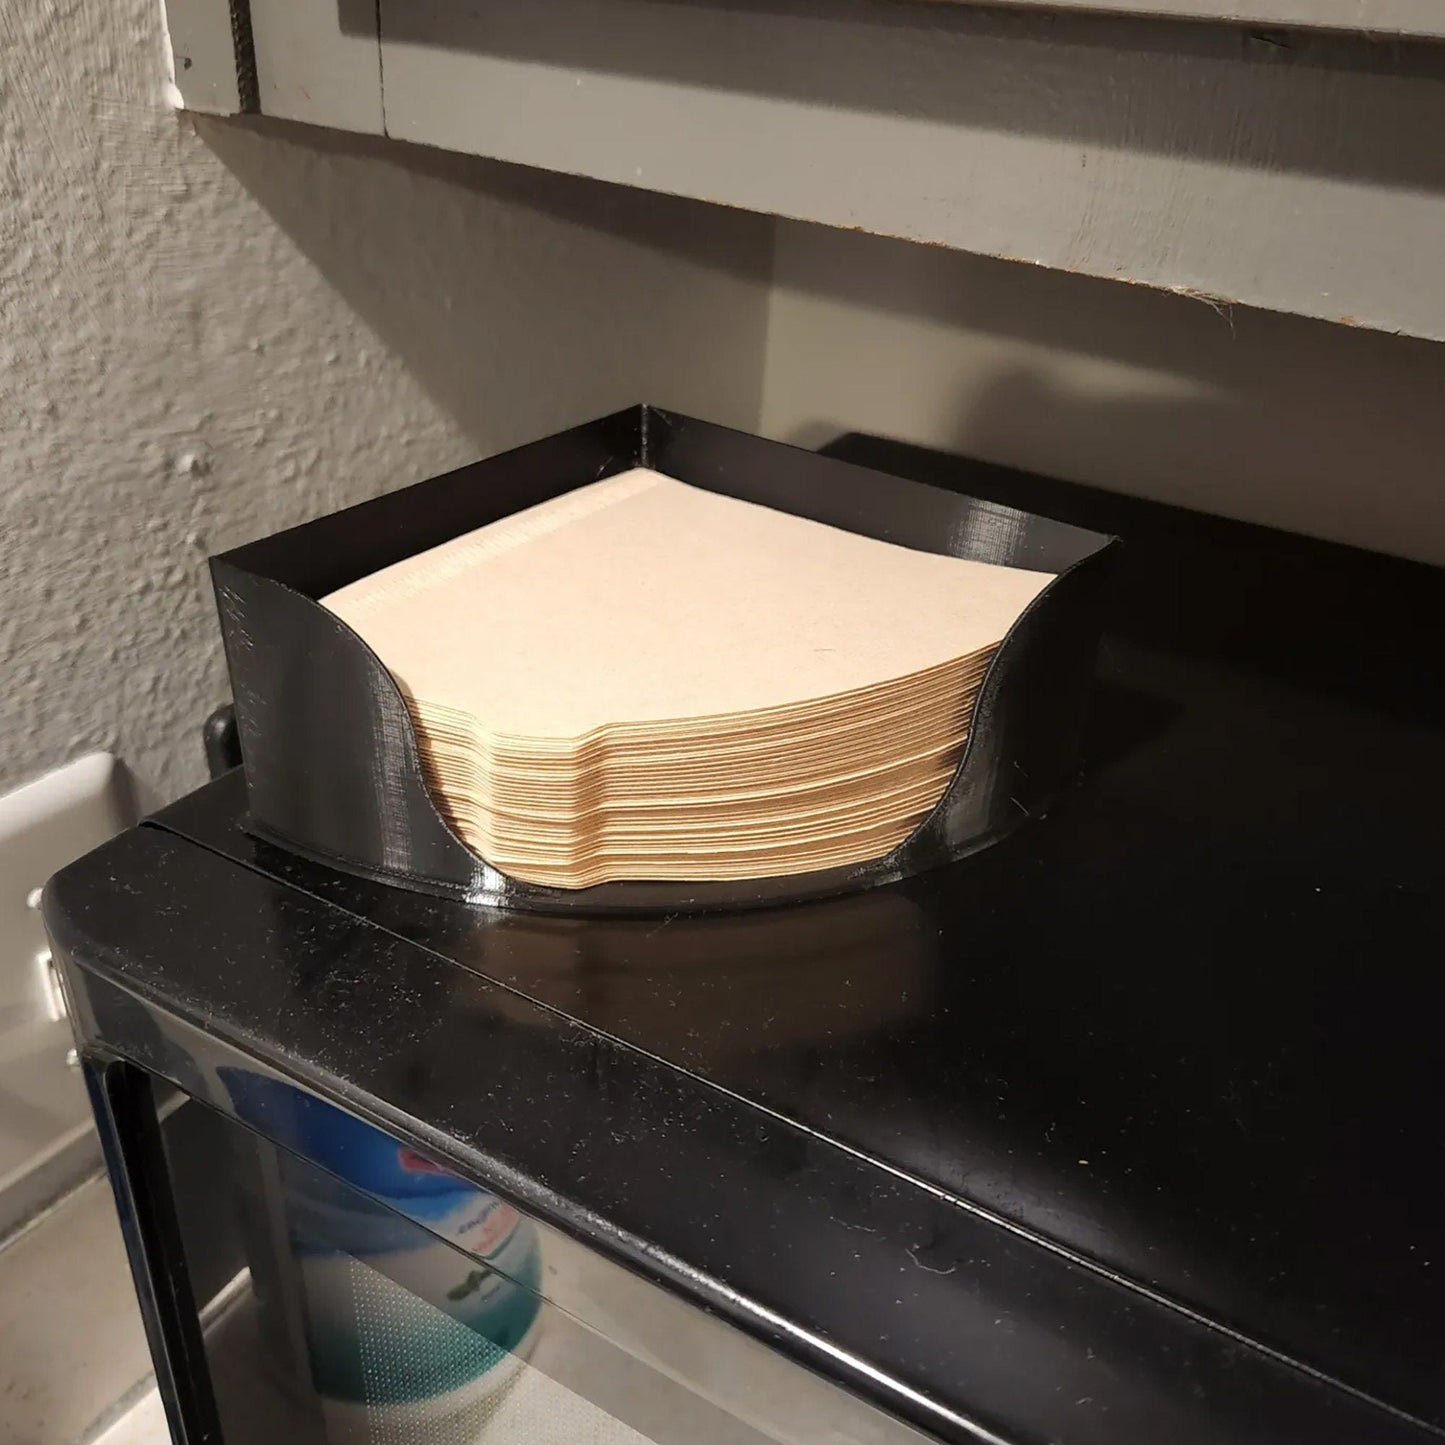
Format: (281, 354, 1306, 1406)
(378, 0, 1445, 341)
(250, 0, 383, 135)
(934, 0, 1445, 41)
(163, 0, 243, 114)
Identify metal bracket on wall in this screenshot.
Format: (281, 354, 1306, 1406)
(0, 753, 136, 1240)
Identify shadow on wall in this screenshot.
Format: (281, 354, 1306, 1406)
(761, 222, 1445, 565)
(195, 114, 774, 451)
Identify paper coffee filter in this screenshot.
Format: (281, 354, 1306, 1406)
(322, 468, 1054, 888)
(404, 648, 994, 760)
(458, 763, 956, 847)
(417, 702, 974, 805)
(327, 471, 1049, 740)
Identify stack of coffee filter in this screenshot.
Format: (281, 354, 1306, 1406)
(323, 469, 1053, 888)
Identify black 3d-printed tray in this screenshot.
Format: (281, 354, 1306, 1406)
(211, 406, 1116, 913)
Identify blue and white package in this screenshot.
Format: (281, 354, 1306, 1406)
(221, 1068, 542, 1414)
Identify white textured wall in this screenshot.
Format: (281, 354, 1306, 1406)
(0, 0, 772, 800)
(761, 222, 1445, 566)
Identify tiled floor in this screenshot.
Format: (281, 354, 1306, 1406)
(90, 1393, 167, 1445)
(0, 1176, 154, 1445)
(0, 1016, 99, 1244)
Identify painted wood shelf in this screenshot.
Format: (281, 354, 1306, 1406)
(959, 0, 1445, 38)
(170, 0, 1445, 340)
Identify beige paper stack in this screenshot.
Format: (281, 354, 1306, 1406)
(323, 469, 1053, 888)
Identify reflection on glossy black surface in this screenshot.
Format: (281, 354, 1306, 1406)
(52, 442, 1445, 1445)
(56, 828, 1444, 1445)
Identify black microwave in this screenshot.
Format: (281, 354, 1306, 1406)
(45, 448, 1445, 1445)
